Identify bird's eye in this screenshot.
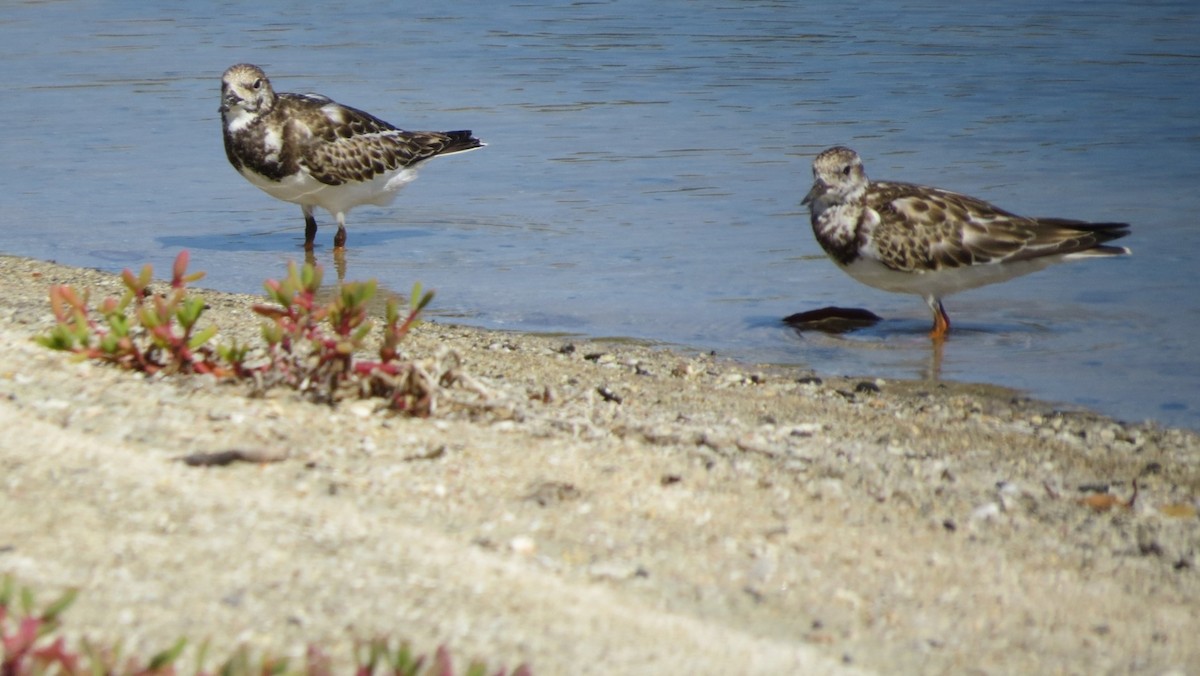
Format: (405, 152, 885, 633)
(252, 79, 262, 90)
(841, 165, 852, 177)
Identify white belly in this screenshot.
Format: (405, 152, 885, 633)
(240, 165, 420, 216)
(842, 255, 1059, 299)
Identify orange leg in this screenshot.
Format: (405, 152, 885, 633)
(927, 297, 950, 341)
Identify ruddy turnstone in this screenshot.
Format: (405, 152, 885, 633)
(220, 63, 484, 250)
(802, 146, 1131, 339)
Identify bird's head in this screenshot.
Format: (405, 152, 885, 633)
(802, 146, 869, 212)
(220, 63, 276, 125)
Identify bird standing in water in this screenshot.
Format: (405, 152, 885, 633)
(220, 63, 484, 250)
(803, 146, 1130, 339)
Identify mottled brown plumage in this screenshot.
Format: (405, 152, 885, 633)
(803, 146, 1130, 339)
(220, 64, 484, 250)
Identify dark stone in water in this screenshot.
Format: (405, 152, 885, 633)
(782, 306, 882, 334)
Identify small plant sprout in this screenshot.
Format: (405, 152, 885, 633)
(1, 575, 532, 675)
(0, 575, 80, 675)
(379, 282, 435, 364)
(251, 263, 444, 414)
(37, 251, 226, 376)
(38, 250, 454, 415)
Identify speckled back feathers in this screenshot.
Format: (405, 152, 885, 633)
(804, 146, 1130, 274)
(220, 64, 483, 190)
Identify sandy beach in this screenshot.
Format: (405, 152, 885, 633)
(0, 253, 1197, 674)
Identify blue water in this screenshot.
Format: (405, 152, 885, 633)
(2, 1, 1198, 429)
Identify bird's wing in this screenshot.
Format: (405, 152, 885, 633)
(280, 94, 466, 186)
(863, 181, 1042, 272)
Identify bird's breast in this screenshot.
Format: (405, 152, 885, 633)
(812, 204, 867, 266)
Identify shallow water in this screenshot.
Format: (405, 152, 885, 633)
(2, 1, 1198, 429)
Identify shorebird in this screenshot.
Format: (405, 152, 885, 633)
(802, 146, 1130, 339)
(220, 63, 484, 250)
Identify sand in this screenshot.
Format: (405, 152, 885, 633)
(0, 254, 1197, 674)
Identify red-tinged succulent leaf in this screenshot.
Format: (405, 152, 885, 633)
(56, 285, 85, 310)
(152, 324, 176, 342)
(31, 636, 80, 673)
(430, 645, 454, 676)
(304, 644, 333, 676)
(3, 615, 41, 656)
(171, 250, 190, 286)
(47, 287, 72, 322)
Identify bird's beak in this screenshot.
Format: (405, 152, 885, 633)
(802, 180, 827, 207)
(219, 93, 240, 114)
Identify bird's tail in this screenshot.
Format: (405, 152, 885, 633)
(1066, 243, 1131, 257)
(1036, 219, 1132, 257)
